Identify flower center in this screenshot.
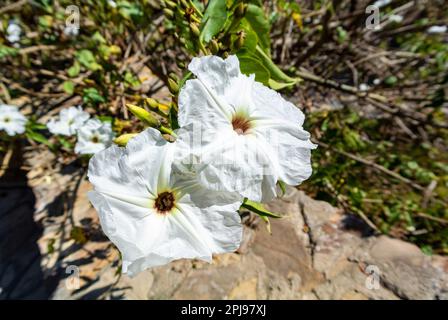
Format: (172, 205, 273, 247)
(154, 191, 175, 214)
(3, 117, 11, 123)
(91, 136, 100, 143)
(231, 115, 251, 135)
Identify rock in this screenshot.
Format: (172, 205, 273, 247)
(3, 164, 448, 300)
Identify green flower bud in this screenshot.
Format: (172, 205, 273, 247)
(126, 104, 160, 128)
(164, 0, 177, 9)
(163, 8, 174, 18)
(235, 3, 247, 17)
(189, 22, 200, 37)
(167, 78, 179, 95)
(168, 72, 179, 82)
(210, 39, 219, 54)
(145, 97, 159, 109)
(114, 133, 138, 147)
(234, 32, 245, 50)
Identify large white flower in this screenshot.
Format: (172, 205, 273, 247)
(88, 128, 243, 276)
(176, 55, 316, 203)
(75, 118, 114, 155)
(47, 106, 90, 136)
(6, 21, 21, 44)
(0, 104, 27, 136)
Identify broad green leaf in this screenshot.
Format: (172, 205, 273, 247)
(26, 130, 54, 149)
(242, 199, 282, 218)
(200, 0, 227, 43)
(237, 54, 270, 85)
(245, 4, 270, 53)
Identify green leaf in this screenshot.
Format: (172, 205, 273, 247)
(62, 81, 75, 95)
(67, 61, 80, 77)
(200, 0, 227, 43)
(75, 49, 102, 71)
(237, 54, 270, 85)
(83, 87, 105, 104)
(26, 130, 54, 149)
(242, 199, 282, 218)
(254, 45, 298, 84)
(244, 4, 270, 53)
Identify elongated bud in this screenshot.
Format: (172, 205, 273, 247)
(114, 133, 138, 147)
(235, 3, 247, 17)
(126, 104, 160, 128)
(234, 32, 245, 50)
(163, 8, 174, 18)
(176, 59, 186, 69)
(164, 0, 177, 9)
(158, 103, 171, 115)
(210, 39, 219, 54)
(145, 97, 159, 109)
(189, 22, 200, 37)
(167, 78, 179, 95)
(168, 72, 179, 82)
(180, 0, 189, 8)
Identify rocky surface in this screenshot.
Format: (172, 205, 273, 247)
(1, 155, 447, 299)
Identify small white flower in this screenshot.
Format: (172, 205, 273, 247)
(373, 0, 391, 8)
(373, 78, 381, 85)
(176, 55, 316, 203)
(6, 21, 21, 44)
(107, 0, 117, 8)
(427, 25, 447, 34)
(63, 25, 79, 37)
(88, 128, 243, 276)
(0, 104, 27, 136)
(388, 14, 403, 23)
(359, 83, 370, 91)
(75, 118, 114, 155)
(47, 106, 90, 136)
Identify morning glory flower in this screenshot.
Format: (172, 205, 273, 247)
(75, 118, 114, 155)
(87, 128, 243, 276)
(47, 106, 90, 136)
(176, 55, 316, 203)
(6, 21, 21, 44)
(427, 25, 447, 34)
(0, 104, 27, 136)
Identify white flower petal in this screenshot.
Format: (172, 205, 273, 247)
(188, 55, 240, 96)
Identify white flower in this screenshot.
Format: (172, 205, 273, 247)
(87, 128, 243, 276)
(0, 104, 27, 136)
(176, 55, 316, 203)
(6, 21, 21, 44)
(107, 0, 117, 8)
(75, 118, 114, 155)
(427, 25, 447, 34)
(359, 83, 370, 91)
(47, 106, 90, 136)
(388, 14, 403, 23)
(63, 25, 79, 37)
(372, 0, 391, 8)
(373, 78, 381, 85)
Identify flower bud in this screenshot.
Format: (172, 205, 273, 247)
(180, 0, 189, 8)
(126, 104, 160, 128)
(189, 22, 200, 37)
(210, 39, 219, 54)
(164, 0, 177, 9)
(235, 3, 247, 17)
(163, 8, 174, 18)
(145, 97, 159, 109)
(167, 78, 179, 95)
(114, 133, 138, 147)
(168, 72, 179, 82)
(234, 32, 245, 50)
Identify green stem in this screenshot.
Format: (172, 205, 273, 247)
(255, 45, 298, 84)
(189, 0, 203, 18)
